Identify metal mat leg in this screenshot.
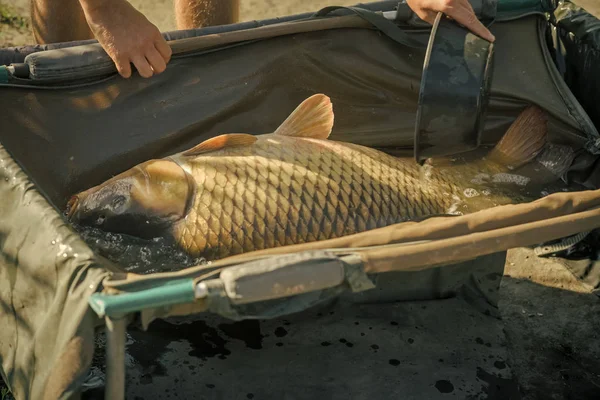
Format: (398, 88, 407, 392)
(105, 316, 126, 400)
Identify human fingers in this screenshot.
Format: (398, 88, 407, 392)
(131, 53, 154, 78)
(406, 0, 437, 24)
(154, 35, 172, 63)
(146, 47, 167, 74)
(113, 54, 132, 79)
(420, 9, 439, 25)
(447, 3, 495, 42)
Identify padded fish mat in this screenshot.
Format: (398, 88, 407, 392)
(2, 1, 600, 399)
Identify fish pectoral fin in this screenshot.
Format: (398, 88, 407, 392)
(488, 105, 548, 168)
(182, 133, 258, 156)
(274, 94, 334, 139)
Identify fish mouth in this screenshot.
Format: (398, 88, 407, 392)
(65, 195, 80, 221)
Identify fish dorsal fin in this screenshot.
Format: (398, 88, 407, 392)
(488, 105, 548, 168)
(274, 94, 334, 139)
(182, 133, 257, 156)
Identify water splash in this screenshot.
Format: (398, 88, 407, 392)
(463, 188, 480, 198)
(491, 173, 530, 187)
(536, 143, 575, 177)
(419, 163, 434, 180)
(446, 194, 463, 215)
(74, 225, 208, 274)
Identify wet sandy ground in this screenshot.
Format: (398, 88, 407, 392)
(1, 1, 600, 399)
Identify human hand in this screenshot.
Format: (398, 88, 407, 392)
(406, 0, 495, 42)
(80, 0, 173, 78)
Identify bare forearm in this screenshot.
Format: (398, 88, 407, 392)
(77, 0, 122, 17)
(75, 0, 172, 78)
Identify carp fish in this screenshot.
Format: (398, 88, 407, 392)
(66, 94, 562, 260)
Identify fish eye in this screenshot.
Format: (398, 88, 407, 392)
(95, 215, 106, 226)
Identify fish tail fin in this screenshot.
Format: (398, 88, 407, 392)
(488, 105, 548, 168)
(274, 94, 334, 139)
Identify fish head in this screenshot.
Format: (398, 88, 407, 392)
(66, 159, 194, 239)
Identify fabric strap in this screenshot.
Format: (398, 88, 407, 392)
(313, 6, 427, 49)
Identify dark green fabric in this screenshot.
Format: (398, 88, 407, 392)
(0, 66, 8, 83)
(553, 1, 600, 133)
(313, 6, 426, 48)
(0, 144, 109, 399)
(555, 1, 600, 43)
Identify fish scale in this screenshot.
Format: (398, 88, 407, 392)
(171, 135, 462, 259)
(67, 94, 552, 261)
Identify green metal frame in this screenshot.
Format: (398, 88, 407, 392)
(89, 279, 196, 318)
(0, 66, 8, 84)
